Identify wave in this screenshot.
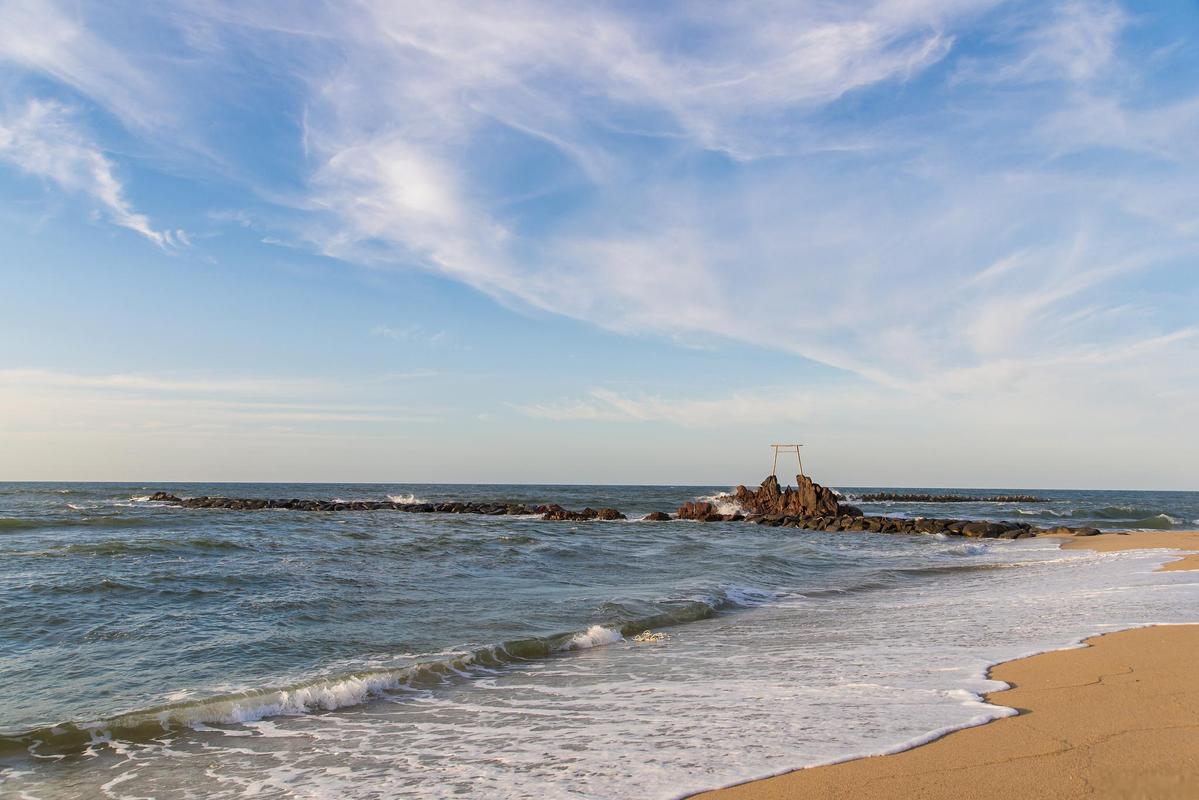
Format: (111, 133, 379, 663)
(0, 585, 770, 756)
(560, 625, 624, 650)
(387, 494, 426, 505)
(1077, 506, 1175, 521)
(996, 506, 1185, 529)
(0, 516, 154, 532)
(27, 538, 250, 557)
(1125, 514, 1181, 530)
(694, 493, 742, 515)
(795, 559, 1030, 600)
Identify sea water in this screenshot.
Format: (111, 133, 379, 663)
(1, 482, 1197, 798)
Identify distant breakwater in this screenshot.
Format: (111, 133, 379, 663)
(146, 493, 627, 521)
(855, 492, 1048, 503)
(146, 479, 1103, 540)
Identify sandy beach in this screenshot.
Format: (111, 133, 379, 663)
(693, 532, 1199, 800)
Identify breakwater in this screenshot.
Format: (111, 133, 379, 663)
(146, 477, 1104, 539)
(146, 492, 626, 521)
(856, 492, 1048, 503)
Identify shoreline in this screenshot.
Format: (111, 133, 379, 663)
(1052, 529, 1199, 571)
(691, 531, 1199, 799)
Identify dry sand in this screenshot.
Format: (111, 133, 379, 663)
(692, 532, 1199, 800)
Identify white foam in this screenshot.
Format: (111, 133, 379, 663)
(80, 670, 418, 737)
(386, 494, 426, 505)
(695, 493, 743, 515)
(943, 543, 988, 556)
(557, 625, 623, 651)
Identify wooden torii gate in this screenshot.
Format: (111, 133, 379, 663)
(770, 444, 804, 477)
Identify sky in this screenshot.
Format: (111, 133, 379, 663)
(0, 0, 1196, 489)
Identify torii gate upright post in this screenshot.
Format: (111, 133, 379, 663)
(771, 444, 804, 478)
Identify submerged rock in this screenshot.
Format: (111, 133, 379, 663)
(1045, 525, 1103, 537)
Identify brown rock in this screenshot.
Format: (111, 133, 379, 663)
(676, 500, 719, 520)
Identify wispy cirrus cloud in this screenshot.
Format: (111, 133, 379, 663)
(0, 368, 431, 435)
(0, 99, 182, 246)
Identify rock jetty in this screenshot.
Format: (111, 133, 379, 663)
(856, 492, 1049, 503)
(146, 478, 1104, 539)
(673, 476, 1098, 539)
(145, 492, 625, 522)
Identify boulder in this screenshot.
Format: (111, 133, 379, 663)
(1043, 525, 1102, 537)
(643, 511, 672, 521)
(676, 500, 719, 520)
(961, 521, 1009, 538)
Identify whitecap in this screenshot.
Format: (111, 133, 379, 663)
(694, 493, 743, 515)
(557, 625, 623, 651)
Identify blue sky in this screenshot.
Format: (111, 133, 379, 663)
(0, 0, 1196, 488)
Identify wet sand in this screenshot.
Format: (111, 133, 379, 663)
(692, 532, 1199, 800)
(1055, 529, 1199, 571)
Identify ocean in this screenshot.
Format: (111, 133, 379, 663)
(1, 482, 1197, 799)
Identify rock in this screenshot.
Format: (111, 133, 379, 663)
(961, 521, 1009, 538)
(726, 474, 859, 518)
(643, 511, 672, 521)
(149, 491, 181, 503)
(541, 505, 624, 521)
(796, 475, 841, 517)
(1043, 525, 1101, 537)
(676, 500, 719, 520)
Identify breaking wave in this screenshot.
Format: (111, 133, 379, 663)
(694, 493, 743, 515)
(0, 584, 774, 756)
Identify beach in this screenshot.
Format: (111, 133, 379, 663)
(694, 531, 1199, 800)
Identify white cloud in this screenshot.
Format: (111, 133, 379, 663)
(0, 99, 180, 246)
(371, 324, 448, 346)
(0, 0, 173, 132)
(0, 368, 323, 396)
(1012, 0, 1126, 83)
(0, 368, 428, 435)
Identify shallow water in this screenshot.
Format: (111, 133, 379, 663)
(1, 482, 1197, 799)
